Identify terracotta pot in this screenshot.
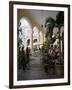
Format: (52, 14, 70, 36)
(55, 64, 64, 75)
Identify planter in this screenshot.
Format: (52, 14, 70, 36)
(43, 64, 49, 73)
(55, 64, 64, 75)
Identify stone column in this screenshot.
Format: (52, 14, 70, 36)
(30, 28, 33, 50)
(40, 31, 44, 48)
(42, 30, 44, 45)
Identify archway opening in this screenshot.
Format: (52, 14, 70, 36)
(18, 17, 32, 49)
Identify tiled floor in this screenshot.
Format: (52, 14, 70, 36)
(17, 51, 64, 81)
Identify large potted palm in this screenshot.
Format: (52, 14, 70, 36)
(55, 11, 64, 75)
(43, 12, 64, 74)
(41, 17, 55, 73)
(56, 11, 64, 55)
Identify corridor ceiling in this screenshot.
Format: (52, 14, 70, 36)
(17, 9, 59, 28)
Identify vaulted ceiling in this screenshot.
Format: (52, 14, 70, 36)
(17, 9, 59, 31)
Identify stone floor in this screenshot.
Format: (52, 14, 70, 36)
(17, 50, 64, 81)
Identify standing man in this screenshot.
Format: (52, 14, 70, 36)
(26, 46, 30, 67)
(21, 46, 26, 70)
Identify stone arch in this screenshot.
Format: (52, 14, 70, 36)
(32, 26, 45, 49)
(19, 16, 32, 29)
(18, 17, 33, 49)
